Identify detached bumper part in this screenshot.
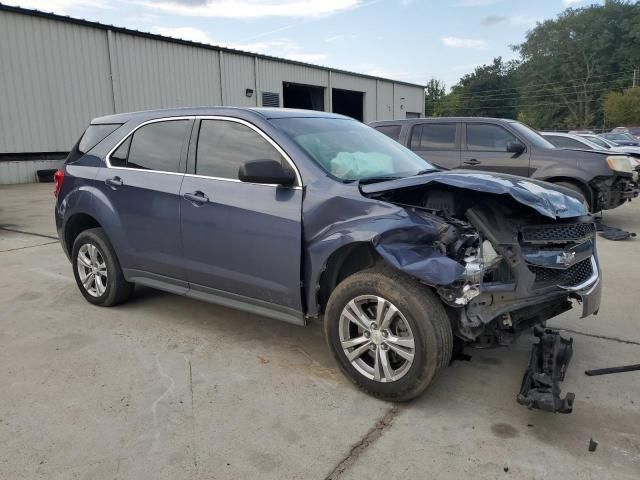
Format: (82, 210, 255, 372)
(517, 327, 575, 414)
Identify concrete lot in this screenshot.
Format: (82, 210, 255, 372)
(1, 182, 639, 479)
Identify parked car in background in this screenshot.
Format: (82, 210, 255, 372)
(579, 134, 640, 157)
(600, 132, 640, 146)
(55, 107, 601, 411)
(370, 117, 638, 212)
(542, 132, 640, 182)
(568, 129, 595, 135)
(541, 132, 605, 150)
(612, 126, 640, 140)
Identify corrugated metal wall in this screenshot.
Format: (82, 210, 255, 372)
(0, 7, 425, 183)
(395, 83, 425, 119)
(221, 52, 257, 107)
(376, 81, 395, 121)
(0, 10, 114, 153)
(110, 31, 222, 112)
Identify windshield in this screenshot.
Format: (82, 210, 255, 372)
(509, 121, 555, 149)
(272, 117, 433, 181)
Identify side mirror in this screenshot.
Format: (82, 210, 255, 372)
(506, 142, 526, 154)
(238, 159, 296, 186)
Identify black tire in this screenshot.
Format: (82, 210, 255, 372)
(324, 266, 453, 402)
(554, 181, 593, 212)
(71, 227, 133, 307)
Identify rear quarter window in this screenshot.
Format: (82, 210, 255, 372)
(66, 123, 121, 164)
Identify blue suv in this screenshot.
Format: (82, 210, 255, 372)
(55, 108, 601, 409)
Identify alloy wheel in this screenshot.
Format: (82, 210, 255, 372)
(76, 243, 108, 298)
(338, 295, 415, 383)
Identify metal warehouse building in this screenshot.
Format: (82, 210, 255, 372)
(0, 4, 425, 184)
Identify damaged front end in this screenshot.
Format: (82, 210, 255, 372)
(360, 172, 602, 413)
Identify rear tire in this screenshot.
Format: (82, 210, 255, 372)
(324, 266, 453, 401)
(71, 228, 133, 307)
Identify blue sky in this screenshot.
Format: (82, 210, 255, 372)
(9, 0, 601, 88)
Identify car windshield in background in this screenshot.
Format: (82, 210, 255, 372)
(603, 133, 633, 142)
(509, 121, 556, 149)
(272, 117, 433, 182)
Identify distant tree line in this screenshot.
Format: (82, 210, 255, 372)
(425, 0, 640, 129)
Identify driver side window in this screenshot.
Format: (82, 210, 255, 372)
(196, 120, 286, 180)
(467, 124, 518, 152)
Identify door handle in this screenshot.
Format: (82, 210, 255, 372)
(183, 191, 209, 205)
(105, 176, 123, 188)
(463, 159, 481, 166)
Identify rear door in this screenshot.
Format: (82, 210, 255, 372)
(180, 117, 303, 313)
(408, 122, 461, 169)
(462, 122, 531, 176)
(95, 118, 192, 281)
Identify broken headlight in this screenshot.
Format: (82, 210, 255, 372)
(455, 240, 502, 305)
(606, 155, 633, 174)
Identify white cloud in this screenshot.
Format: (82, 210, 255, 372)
(563, 0, 587, 5)
(442, 36, 487, 50)
(324, 33, 358, 42)
(2, 0, 112, 14)
(153, 26, 217, 44)
(141, 0, 361, 18)
(458, 0, 500, 6)
(152, 26, 327, 63)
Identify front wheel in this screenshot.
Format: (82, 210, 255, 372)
(324, 267, 453, 401)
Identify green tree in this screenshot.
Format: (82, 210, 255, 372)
(424, 78, 446, 117)
(514, 0, 640, 129)
(603, 88, 640, 125)
(440, 57, 518, 118)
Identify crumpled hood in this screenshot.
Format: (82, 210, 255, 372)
(360, 170, 587, 219)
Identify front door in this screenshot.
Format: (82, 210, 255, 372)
(94, 118, 191, 281)
(180, 118, 303, 312)
(462, 123, 531, 176)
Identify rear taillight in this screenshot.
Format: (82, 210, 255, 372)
(54, 169, 65, 197)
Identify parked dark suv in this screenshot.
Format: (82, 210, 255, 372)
(371, 117, 638, 212)
(55, 108, 601, 411)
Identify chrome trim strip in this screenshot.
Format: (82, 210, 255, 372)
(104, 115, 303, 187)
(560, 256, 599, 292)
(183, 172, 302, 190)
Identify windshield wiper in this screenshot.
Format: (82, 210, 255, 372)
(414, 168, 440, 175)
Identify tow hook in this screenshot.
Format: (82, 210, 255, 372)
(517, 327, 575, 414)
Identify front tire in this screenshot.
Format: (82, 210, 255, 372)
(71, 228, 133, 307)
(324, 267, 453, 401)
(553, 181, 593, 212)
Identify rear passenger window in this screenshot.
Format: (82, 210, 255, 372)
(196, 120, 285, 180)
(410, 124, 457, 151)
(110, 136, 130, 167)
(374, 125, 402, 141)
(467, 124, 517, 152)
(122, 120, 189, 172)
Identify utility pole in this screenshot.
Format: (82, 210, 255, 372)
(634, 67, 638, 88)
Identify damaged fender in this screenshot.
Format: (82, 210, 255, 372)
(303, 193, 463, 317)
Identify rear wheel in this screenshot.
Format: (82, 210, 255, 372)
(71, 228, 133, 306)
(324, 267, 453, 401)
